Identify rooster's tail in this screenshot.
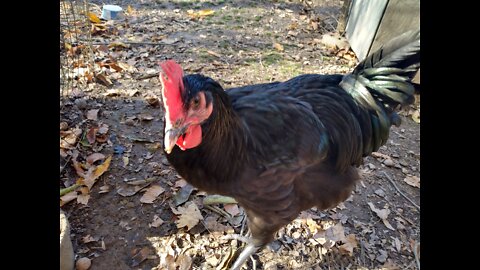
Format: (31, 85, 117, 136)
(340, 29, 420, 152)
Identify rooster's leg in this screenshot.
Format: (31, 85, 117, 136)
(222, 234, 257, 270)
(229, 243, 259, 270)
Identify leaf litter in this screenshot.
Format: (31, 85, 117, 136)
(171, 202, 204, 231)
(61, 1, 419, 268)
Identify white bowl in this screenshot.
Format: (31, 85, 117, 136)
(101, 5, 124, 20)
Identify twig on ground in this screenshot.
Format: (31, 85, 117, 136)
(203, 195, 238, 205)
(204, 205, 232, 219)
(413, 241, 420, 270)
(60, 183, 81, 196)
(382, 172, 420, 210)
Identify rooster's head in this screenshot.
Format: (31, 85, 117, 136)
(159, 60, 214, 154)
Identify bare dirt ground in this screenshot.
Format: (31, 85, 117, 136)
(60, 1, 420, 269)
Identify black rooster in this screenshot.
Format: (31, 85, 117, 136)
(159, 30, 420, 269)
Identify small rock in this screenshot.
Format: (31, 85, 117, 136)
(74, 98, 88, 110)
(394, 164, 402, 169)
(401, 168, 409, 174)
(374, 189, 385, 197)
(125, 118, 136, 126)
(383, 159, 394, 167)
(399, 161, 409, 167)
(368, 163, 376, 170)
(391, 153, 400, 158)
(76, 257, 92, 270)
(376, 250, 388, 263)
(411, 166, 417, 171)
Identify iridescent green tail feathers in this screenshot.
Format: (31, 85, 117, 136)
(340, 30, 420, 153)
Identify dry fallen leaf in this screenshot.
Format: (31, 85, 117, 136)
(198, 9, 214, 16)
(392, 236, 402, 252)
(104, 89, 120, 97)
(86, 153, 106, 165)
(130, 247, 153, 267)
(123, 156, 129, 168)
(126, 5, 134, 15)
(60, 191, 78, 206)
(60, 129, 81, 149)
(173, 184, 195, 206)
(99, 185, 110, 194)
(205, 253, 221, 267)
(127, 89, 140, 97)
(188, 9, 215, 19)
(273, 42, 284, 52)
(60, 148, 69, 158)
(176, 254, 193, 270)
(171, 201, 203, 230)
(60, 122, 68, 131)
(224, 204, 240, 216)
(77, 194, 90, 205)
(305, 218, 321, 234)
(117, 186, 144, 197)
(371, 152, 391, 160)
(368, 202, 395, 230)
(149, 215, 164, 228)
(83, 155, 112, 190)
(108, 41, 129, 49)
(86, 127, 97, 145)
(207, 50, 222, 58)
(72, 152, 86, 178)
(175, 179, 188, 188)
(404, 175, 420, 188)
(82, 235, 98, 243)
(339, 234, 358, 256)
(96, 73, 113, 87)
(145, 96, 160, 107)
(325, 222, 346, 243)
(88, 12, 101, 23)
(87, 109, 99, 120)
(109, 62, 123, 72)
(204, 216, 233, 233)
(140, 185, 165, 204)
(412, 109, 420, 123)
(97, 124, 109, 134)
(288, 22, 298, 30)
(320, 33, 350, 51)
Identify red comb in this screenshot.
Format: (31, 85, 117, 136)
(159, 60, 185, 124)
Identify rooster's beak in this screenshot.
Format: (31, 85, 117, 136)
(164, 125, 187, 154)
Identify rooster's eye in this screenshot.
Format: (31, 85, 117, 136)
(193, 96, 200, 108)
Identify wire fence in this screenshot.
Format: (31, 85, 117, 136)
(60, 0, 96, 97)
